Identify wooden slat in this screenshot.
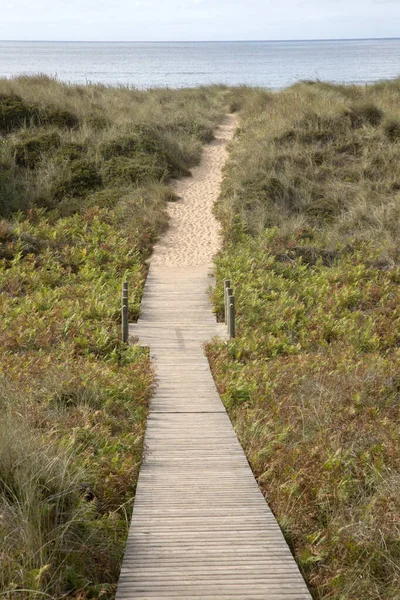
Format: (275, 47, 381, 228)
(116, 261, 311, 600)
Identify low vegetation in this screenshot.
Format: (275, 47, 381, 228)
(0, 75, 234, 599)
(4, 73, 399, 600)
(209, 80, 400, 599)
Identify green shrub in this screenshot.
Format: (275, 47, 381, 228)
(85, 113, 109, 130)
(262, 176, 303, 212)
(0, 164, 14, 217)
(0, 93, 78, 133)
(101, 154, 167, 185)
(0, 94, 35, 133)
(0, 160, 27, 216)
(278, 113, 347, 145)
(345, 102, 384, 127)
(55, 141, 87, 162)
(53, 196, 87, 217)
(384, 119, 400, 141)
(100, 128, 191, 178)
(99, 126, 170, 160)
(170, 118, 215, 143)
(0, 222, 48, 261)
(51, 159, 102, 200)
(154, 131, 194, 175)
(43, 106, 79, 129)
(86, 186, 130, 209)
(13, 130, 61, 168)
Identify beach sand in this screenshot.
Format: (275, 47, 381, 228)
(151, 114, 237, 268)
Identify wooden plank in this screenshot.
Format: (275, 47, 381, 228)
(117, 261, 311, 599)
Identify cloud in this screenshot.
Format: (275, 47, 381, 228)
(1, 0, 400, 40)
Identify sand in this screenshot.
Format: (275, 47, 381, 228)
(150, 114, 237, 268)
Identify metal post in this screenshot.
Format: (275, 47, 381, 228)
(224, 279, 231, 324)
(228, 294, 235, 339)
(122, 281, 129, 343)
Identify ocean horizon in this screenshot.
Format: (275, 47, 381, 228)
(1, 38, 399, 89)
(3, 37, 400, 42)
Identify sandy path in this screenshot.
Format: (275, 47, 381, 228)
(151, 114, 237, 268)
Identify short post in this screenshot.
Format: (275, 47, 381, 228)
(122, 281, 129, 343)
(226, 287, 233, 332)
(224, 279, 231, 324)
(228, 294, 235, 339)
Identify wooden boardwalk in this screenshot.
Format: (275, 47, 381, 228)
(117, 264, 312, 600)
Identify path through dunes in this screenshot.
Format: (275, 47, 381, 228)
(116, 115, 312, 599)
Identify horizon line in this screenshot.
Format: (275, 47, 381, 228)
(0, 36, 399, 44)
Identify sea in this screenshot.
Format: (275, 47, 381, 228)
(0, 39, 399, 89)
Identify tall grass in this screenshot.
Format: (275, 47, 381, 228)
(0, 75, 231, 218)
(0, 76, 236, 599)
(209, 80, 400, 600)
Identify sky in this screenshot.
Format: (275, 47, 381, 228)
(1, 0, 400, 42)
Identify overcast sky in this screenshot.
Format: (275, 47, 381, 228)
(1, 0, 399, 42)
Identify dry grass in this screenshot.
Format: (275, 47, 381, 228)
(0, 75, 232, 218)
(0, 76, 237, 599)
(217, 80, 400, 258)
(209, 80, 400, 600)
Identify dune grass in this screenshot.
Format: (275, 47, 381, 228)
(208, 80, 400, 599)
(0, 75, 236, 599)
(5, 73, 399, 599)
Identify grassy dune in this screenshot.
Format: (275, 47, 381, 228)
(3, 74, 399, 600)
(209, 81, 400, 599)
(0, 76, 234, 599)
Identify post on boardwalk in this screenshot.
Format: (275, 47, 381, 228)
(226, 287, 233, 332)
(224, 279, 231, 323)
(228, 294, 235, 339)
(122, 281, 129, 344)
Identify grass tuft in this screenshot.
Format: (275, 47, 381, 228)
(101, 154, 167, 186)
(384, 118, 400, 141)
(51, 158, 102, 200)
(0, 93, 79, 133)
(12, 130, 62, 168)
